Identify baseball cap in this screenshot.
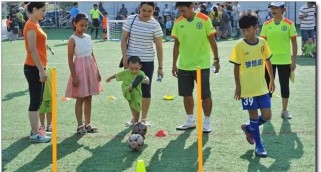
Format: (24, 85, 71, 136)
(268, 2, 285, 8)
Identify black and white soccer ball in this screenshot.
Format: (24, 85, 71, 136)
(128, 134, 144, 151)
(131, 122, 147, 137)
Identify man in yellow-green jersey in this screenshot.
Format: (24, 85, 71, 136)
(171, 2, 219, 133)
(260, 2, 298, 119)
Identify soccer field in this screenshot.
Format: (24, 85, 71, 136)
(1, 28, 316, 171)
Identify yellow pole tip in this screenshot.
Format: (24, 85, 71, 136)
(136, 160, 146, 172)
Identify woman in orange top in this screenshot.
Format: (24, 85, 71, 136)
(23, 2, 51, 143)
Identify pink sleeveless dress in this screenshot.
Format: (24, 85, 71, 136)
(65, 34, 103, 98)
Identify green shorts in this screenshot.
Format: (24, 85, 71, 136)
(39, 101, 52, 113)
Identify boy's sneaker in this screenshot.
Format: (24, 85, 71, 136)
(77, 125, 87, 134)
(281, 110, 292, 119)
(255, 146, 268, 157)
(29, 132, 51, 143)
(241, 124, 255, 145)
(203, 120, 212, 133)
(176, 119, 196, 130)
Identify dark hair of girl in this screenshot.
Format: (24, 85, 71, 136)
(72, 13, 88, 31)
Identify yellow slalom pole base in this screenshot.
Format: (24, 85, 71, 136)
(196, 67, 203, 172)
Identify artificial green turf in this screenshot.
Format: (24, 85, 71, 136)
(1, 28, 315, 171)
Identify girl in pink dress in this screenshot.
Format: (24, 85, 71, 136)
(65, 13, 102, 134)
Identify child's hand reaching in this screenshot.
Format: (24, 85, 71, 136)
(106, 75, 116, 83)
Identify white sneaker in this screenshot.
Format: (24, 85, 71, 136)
(281, 110, 292, 119)
(176, 119, 196, 130)
(203, 121, 212, 133)
(29, 133, 51, 143)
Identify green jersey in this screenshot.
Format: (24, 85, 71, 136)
(260, 18, 297, 64)
(171, 13, 216, 70)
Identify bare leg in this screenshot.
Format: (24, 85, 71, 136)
(84, 96, 92, 125)
(39, 113, 45, 126)
(141, 98, 150, 121)
(131, 107, 140, 123)
(46, 112, 52, 126)
(75, 97, 85, 126)
(282, 98, 288, 112)
(260, 108, 272, 121)
(202, 97, 212, 117)
(184, 96, 194, 115)
(29, 111, 40, 134)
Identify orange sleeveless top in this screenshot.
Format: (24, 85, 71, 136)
(24, 20, 47, 67)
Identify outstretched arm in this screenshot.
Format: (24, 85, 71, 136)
(106, 74, 116, 83)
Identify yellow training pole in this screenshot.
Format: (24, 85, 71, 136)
(51, 68, 57, 172)
(196, 67, 203, 172)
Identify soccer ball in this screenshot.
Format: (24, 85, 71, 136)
(131, 122, 147, 137)
(128, 134, 144, 151)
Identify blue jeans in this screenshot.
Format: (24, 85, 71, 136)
(301, 29, 315, 44)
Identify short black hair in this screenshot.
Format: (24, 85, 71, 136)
(239, 12, 258, 29)
(127, 56, 142, 65)
(175, 2, 193, 8)
(73, 2, 78, 6)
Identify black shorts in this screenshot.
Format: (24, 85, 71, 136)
(92, 19, 100, 27)
(177, 69, 211, 99)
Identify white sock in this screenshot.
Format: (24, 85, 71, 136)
(187, 114, 194, 121)
(204, 116, 210, 123)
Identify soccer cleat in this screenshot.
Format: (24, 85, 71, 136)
(255, 146, 268, 157)
(176, 120, 196, 130)
(241, 124, 255, 145)
(29, 133, 51, 143)
(203, 121, 212, 133)
(281, 110, 292, 119)
(77, 125, 87, 134)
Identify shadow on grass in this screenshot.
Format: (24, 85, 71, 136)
(147, 130, 211, 171)
(14, 134, 84, 172)
(263, 120, 304, 171)
(76, 127, 144, 171)
(240, 120, 303, 171)
(2, 89, 28, 101)
(296, 57, 316, 66)
(2, 137, 33, 171)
